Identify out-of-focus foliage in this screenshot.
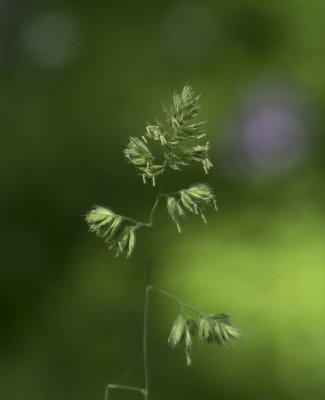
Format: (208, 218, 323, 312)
(1, 0, 325, 400)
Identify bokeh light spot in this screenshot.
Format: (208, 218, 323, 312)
(219, 81, 310, 178)
(20, 10, 80, 69)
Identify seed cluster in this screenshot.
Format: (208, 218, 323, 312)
(166, 183, 218, 232)
(85, 206, 137, 258)
(124, 84, 213, 186)
(168, 311, 242, 366)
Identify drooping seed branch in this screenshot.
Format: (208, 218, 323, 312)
(149, 285, 242, 366)
(148, 285, 205, 317)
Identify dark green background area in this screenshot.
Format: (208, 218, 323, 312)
(1, 0, 325, 399)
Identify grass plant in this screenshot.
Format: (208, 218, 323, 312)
(85, 85, 242, 400)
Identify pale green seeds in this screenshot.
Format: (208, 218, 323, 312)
(180, 142, 213, 174)
(104, 217, 122, 240)
(176, 121, 207, 141)
(85, 206, 121, 240)
(166, 197, 178, 222)
(143, 125, 168, 145)
(197, 314, 243, 346)
(185, 317, 197, 366)
(198, 317, 214, 344)
(85, 206, 114, 224)
(84, 206, 138, 258)
(186, 183, 214, 203)
(89, 85, 218, 250)
(124, 136, 166, 184)
(124, 137, 153, 166)
(185, 325, 193, 366)
(123, 84, 213, 182)
(127, 228, 136, 258)
(168, 311, 242, 366)
(186, 317, 197, 336)
(85, 85, 243, 376)
(168, 314, 199, 366)
(168, 314, 186, 348)
(225, 325, 243, 340)
(117, 227, 136, 258)
(166, 196, 186, 232)
(164, 84, 200, 127)
(180, 191, 195, 212)
(166, 183, 217, 230)
(214, 321, 225, 345)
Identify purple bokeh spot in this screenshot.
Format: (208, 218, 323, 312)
(242, 105, 306, 168)
(220, 83, 309, 177)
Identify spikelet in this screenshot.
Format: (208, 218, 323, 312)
(85, 206, 137, 258)
(168, 314, 186, 348)
(164, 84, 201, 127)
(180, 142, 213, 174)
(198, 314, 243, 346)
(124, 137, 153, 166)
(166, 196, 186, 233)
(166, 184, 217, 231)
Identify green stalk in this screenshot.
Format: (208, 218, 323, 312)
(143, 284, 151, 400)
(143, 176, 163, 400)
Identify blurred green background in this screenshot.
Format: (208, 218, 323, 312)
(1, 0, 325, 399)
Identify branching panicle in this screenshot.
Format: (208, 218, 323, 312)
(85, 85, 242, 399)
